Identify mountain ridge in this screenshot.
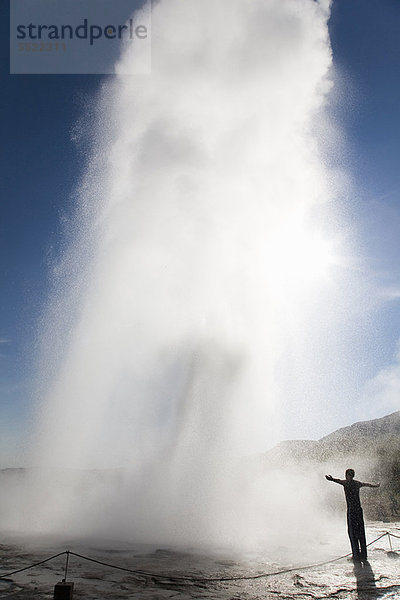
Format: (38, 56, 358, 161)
(262, 411, 400, 464)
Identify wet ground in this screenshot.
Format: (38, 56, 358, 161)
(1, 523, 399, 599)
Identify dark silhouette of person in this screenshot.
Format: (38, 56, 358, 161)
(325, 469, 380, 562)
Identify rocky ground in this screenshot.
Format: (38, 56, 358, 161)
(0, 522, 399, 599)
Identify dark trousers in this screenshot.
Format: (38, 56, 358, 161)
(347, 509, 367, 560)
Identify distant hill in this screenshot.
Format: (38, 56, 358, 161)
(319, 410, 400, 454)
(262, 411, 400, 465)
(321, 411, 400, 440)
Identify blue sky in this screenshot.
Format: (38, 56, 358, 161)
(330, 0, 400, 275)
(329, 0, 400, 376)
(1, 0, 400, 465)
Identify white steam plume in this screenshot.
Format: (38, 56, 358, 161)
(19, 0, 347, 553)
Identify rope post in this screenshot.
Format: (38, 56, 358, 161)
(387, 532, 393, 552)
(63, 551, 70, 582)
(54, 551, 74, 599)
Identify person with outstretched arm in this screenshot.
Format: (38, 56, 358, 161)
(325, 469, 380, 562)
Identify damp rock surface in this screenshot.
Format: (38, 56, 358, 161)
(1, 523, 399, 599)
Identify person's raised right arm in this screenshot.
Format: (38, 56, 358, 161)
(325, 475, 345, 485)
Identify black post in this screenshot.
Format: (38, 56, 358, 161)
(54, 550, 74, 599)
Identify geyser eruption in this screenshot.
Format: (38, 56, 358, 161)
(26, 0, 343, 549)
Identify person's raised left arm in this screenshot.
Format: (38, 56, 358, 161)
(360, 481, 380, 488)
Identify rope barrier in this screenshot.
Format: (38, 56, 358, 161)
(72, 549, 353, 583)
(67, 550, 176, 580)
(68, 531, 394, 584)
(0, 532, 398, 585)
(0, 551, 67, 580)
